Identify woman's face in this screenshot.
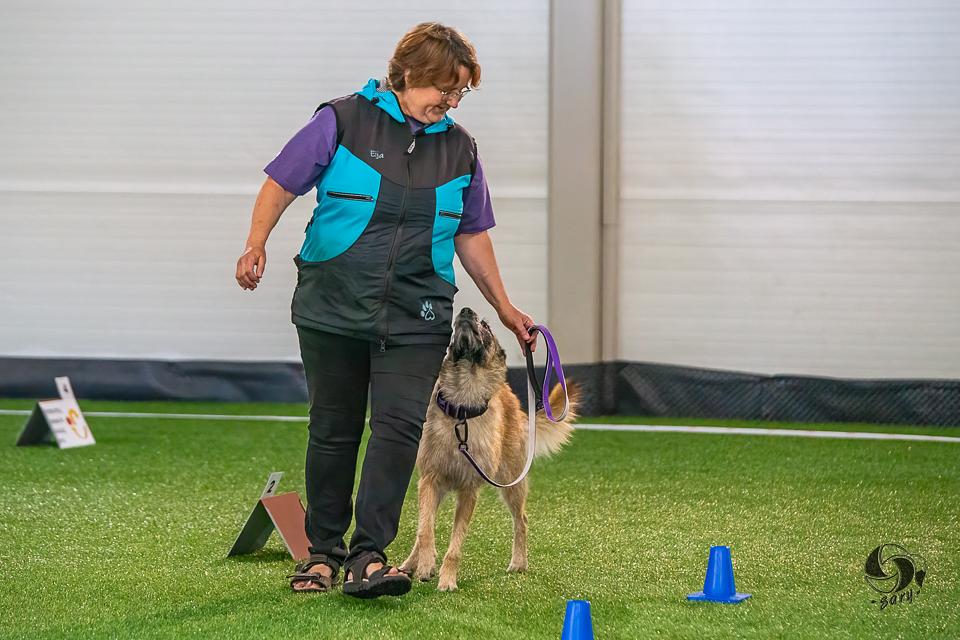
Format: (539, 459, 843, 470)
(396, 65, 472, 124)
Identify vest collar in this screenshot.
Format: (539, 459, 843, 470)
(435, 388, 488, 421)
(356, 78, 455, 135)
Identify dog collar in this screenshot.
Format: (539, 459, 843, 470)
(435, 389, 488, 421)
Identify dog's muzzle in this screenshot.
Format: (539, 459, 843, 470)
(451, 308, 485, 361)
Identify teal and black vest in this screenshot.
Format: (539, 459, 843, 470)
(292, 79, 476, 348)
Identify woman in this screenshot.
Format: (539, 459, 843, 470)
(235, 22, 537, 598)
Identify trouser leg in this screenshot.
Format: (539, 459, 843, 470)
(298, 326, 370, 570)
(346, 341, 447, 564)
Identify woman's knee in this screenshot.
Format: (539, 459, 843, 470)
(307, 408, 365, 443)
(368, 413, 423, 449)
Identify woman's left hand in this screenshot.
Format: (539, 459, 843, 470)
(498, 304, 537, 354)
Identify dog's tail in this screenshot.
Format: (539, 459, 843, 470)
(533, 380, 581, 458)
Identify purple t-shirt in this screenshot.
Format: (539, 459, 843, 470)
(265, 106, 495, 235)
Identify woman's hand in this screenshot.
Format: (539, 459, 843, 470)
(236, 245, 266, 290)
(498, 304, 537, 354)
(236, 178, 298, 291)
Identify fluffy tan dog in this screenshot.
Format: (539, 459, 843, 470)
(400, 307, 580, 591)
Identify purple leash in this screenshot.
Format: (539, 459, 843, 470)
(524, 324, 570, 422)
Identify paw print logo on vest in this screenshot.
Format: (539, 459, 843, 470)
(420, 300, 436, 321)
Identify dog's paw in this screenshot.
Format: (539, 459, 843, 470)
(398, 557, 416, 575)
(414, 564, 437, 582)
(437, 578, 458, 592)
(506, 560, 528, 573)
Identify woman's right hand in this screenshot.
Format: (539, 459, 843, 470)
(236, 245, 266, 290)
(237, 178, 297, 291)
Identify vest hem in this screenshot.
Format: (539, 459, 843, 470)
(292, 315, 451, 347)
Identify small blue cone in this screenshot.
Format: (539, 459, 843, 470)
(560, 599, 594, 640)
(687, 545, 751, 603)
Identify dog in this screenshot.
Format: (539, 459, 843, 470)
(399, 307, 580, 591)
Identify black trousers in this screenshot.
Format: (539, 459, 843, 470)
(297, 326, 447, 571)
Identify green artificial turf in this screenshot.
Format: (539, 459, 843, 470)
(0, 399, 957, 639)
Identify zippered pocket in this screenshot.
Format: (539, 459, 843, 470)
(438, 210, 462, 220)
(327, 190, 374, 202)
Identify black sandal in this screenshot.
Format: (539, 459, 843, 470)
(342, 550, 412, 599)
(288, 554, 339, 593)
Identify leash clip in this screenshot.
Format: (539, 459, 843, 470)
(454, 419, 469, 448)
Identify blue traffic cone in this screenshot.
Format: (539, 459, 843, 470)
(560, 599, 594, 640)
(687, 545, 751, 603)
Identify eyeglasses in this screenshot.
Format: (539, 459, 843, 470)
(437, 86, 472, 103)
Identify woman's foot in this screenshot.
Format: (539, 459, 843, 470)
(345, 561, 405, 582)
(289, 560, 336, 593)
(343, 552, 412, 599)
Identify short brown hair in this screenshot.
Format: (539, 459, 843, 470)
(387, 23, 481, 92)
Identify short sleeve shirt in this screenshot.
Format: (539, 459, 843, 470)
(264, 106, 495, 235)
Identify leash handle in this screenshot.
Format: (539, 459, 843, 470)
(524, 324, 569, 422)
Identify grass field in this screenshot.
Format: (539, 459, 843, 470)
(1, 398, 958, 639)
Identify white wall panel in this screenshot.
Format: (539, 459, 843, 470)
(620, 0, 960, 378)
(0, 1, 548, 364)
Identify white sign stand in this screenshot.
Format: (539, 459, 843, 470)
(16, 377, 96, 449)
(228, 472, 312, 561)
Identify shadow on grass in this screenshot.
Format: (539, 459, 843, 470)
(223, 549, 291, 565)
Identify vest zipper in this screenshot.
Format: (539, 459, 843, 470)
(377, 133, 418, 347)
(327, 190, 374, 202)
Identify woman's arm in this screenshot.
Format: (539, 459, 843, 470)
(236, 177, 298, 290)
(454, 230, 537, 352)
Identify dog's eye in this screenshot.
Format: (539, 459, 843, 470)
(480, 320, 490, 331)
